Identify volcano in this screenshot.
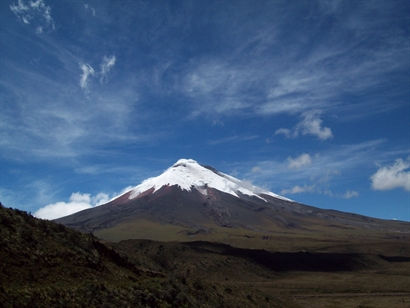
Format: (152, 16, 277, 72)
(56, 159, 410, 251)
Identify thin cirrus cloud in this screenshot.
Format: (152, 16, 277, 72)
(287, 153, 312, 169)
(180, 33, 406, 120)
(10, 0, 55, 34)
(79, 63, 95, 89)
(343, 190, 359, 199)
(0, 46, 136, 161)
(281, 185, 315, 195)
(100, 55, 116, 82)
(371, 158, 410, 191)
(171, 2, 410, 123)
(181, 60, 254, 116)
(79, 55, 116, 90)
(280, 186, 359, 199)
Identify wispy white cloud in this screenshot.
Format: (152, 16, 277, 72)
(343, 190, 359, 199)
(280, 186, 359, 199)
(0, 50, 139, 161)
(79, 63, 95, 89)
(297, 111, 333, 140)
(100, 55, 116, 83)
(168, 1, 409, 123)
(276, 111, 333, 140)
(371, 158, 410, 191)
(181, 60, 254, 116)
(80, 56, 116, 89)
(10, 0, 30, 24)
(274, 128, 292, 138)
(281, 184, 315, 195)
(10, 0, 55, 33)
(287, 153, 312, 169)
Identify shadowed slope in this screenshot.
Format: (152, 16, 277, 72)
(0, 204, 211, 307)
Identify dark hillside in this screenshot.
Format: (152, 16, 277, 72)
(0, 205, 212, 307)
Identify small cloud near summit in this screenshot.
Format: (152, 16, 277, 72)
(34, 192, 109, 220)
(34, 186, 134, 220)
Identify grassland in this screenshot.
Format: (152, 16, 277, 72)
(96, 217, 410, 256)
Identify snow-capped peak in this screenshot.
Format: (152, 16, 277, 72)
(128, 159, 291, 202)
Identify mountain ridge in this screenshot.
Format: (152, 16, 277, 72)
(55, 159, 410, 250)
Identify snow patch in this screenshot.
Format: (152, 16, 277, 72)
(127, 159, 292, 202)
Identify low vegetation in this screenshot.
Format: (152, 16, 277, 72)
(1, 204, 410, 307)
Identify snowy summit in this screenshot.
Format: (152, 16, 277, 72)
(128, 159, 291, 202)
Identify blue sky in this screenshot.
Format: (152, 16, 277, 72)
(1, 0, 409, 221)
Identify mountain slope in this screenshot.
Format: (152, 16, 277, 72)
(55, 159, 410, 251)
(0, 204, 211, 307)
